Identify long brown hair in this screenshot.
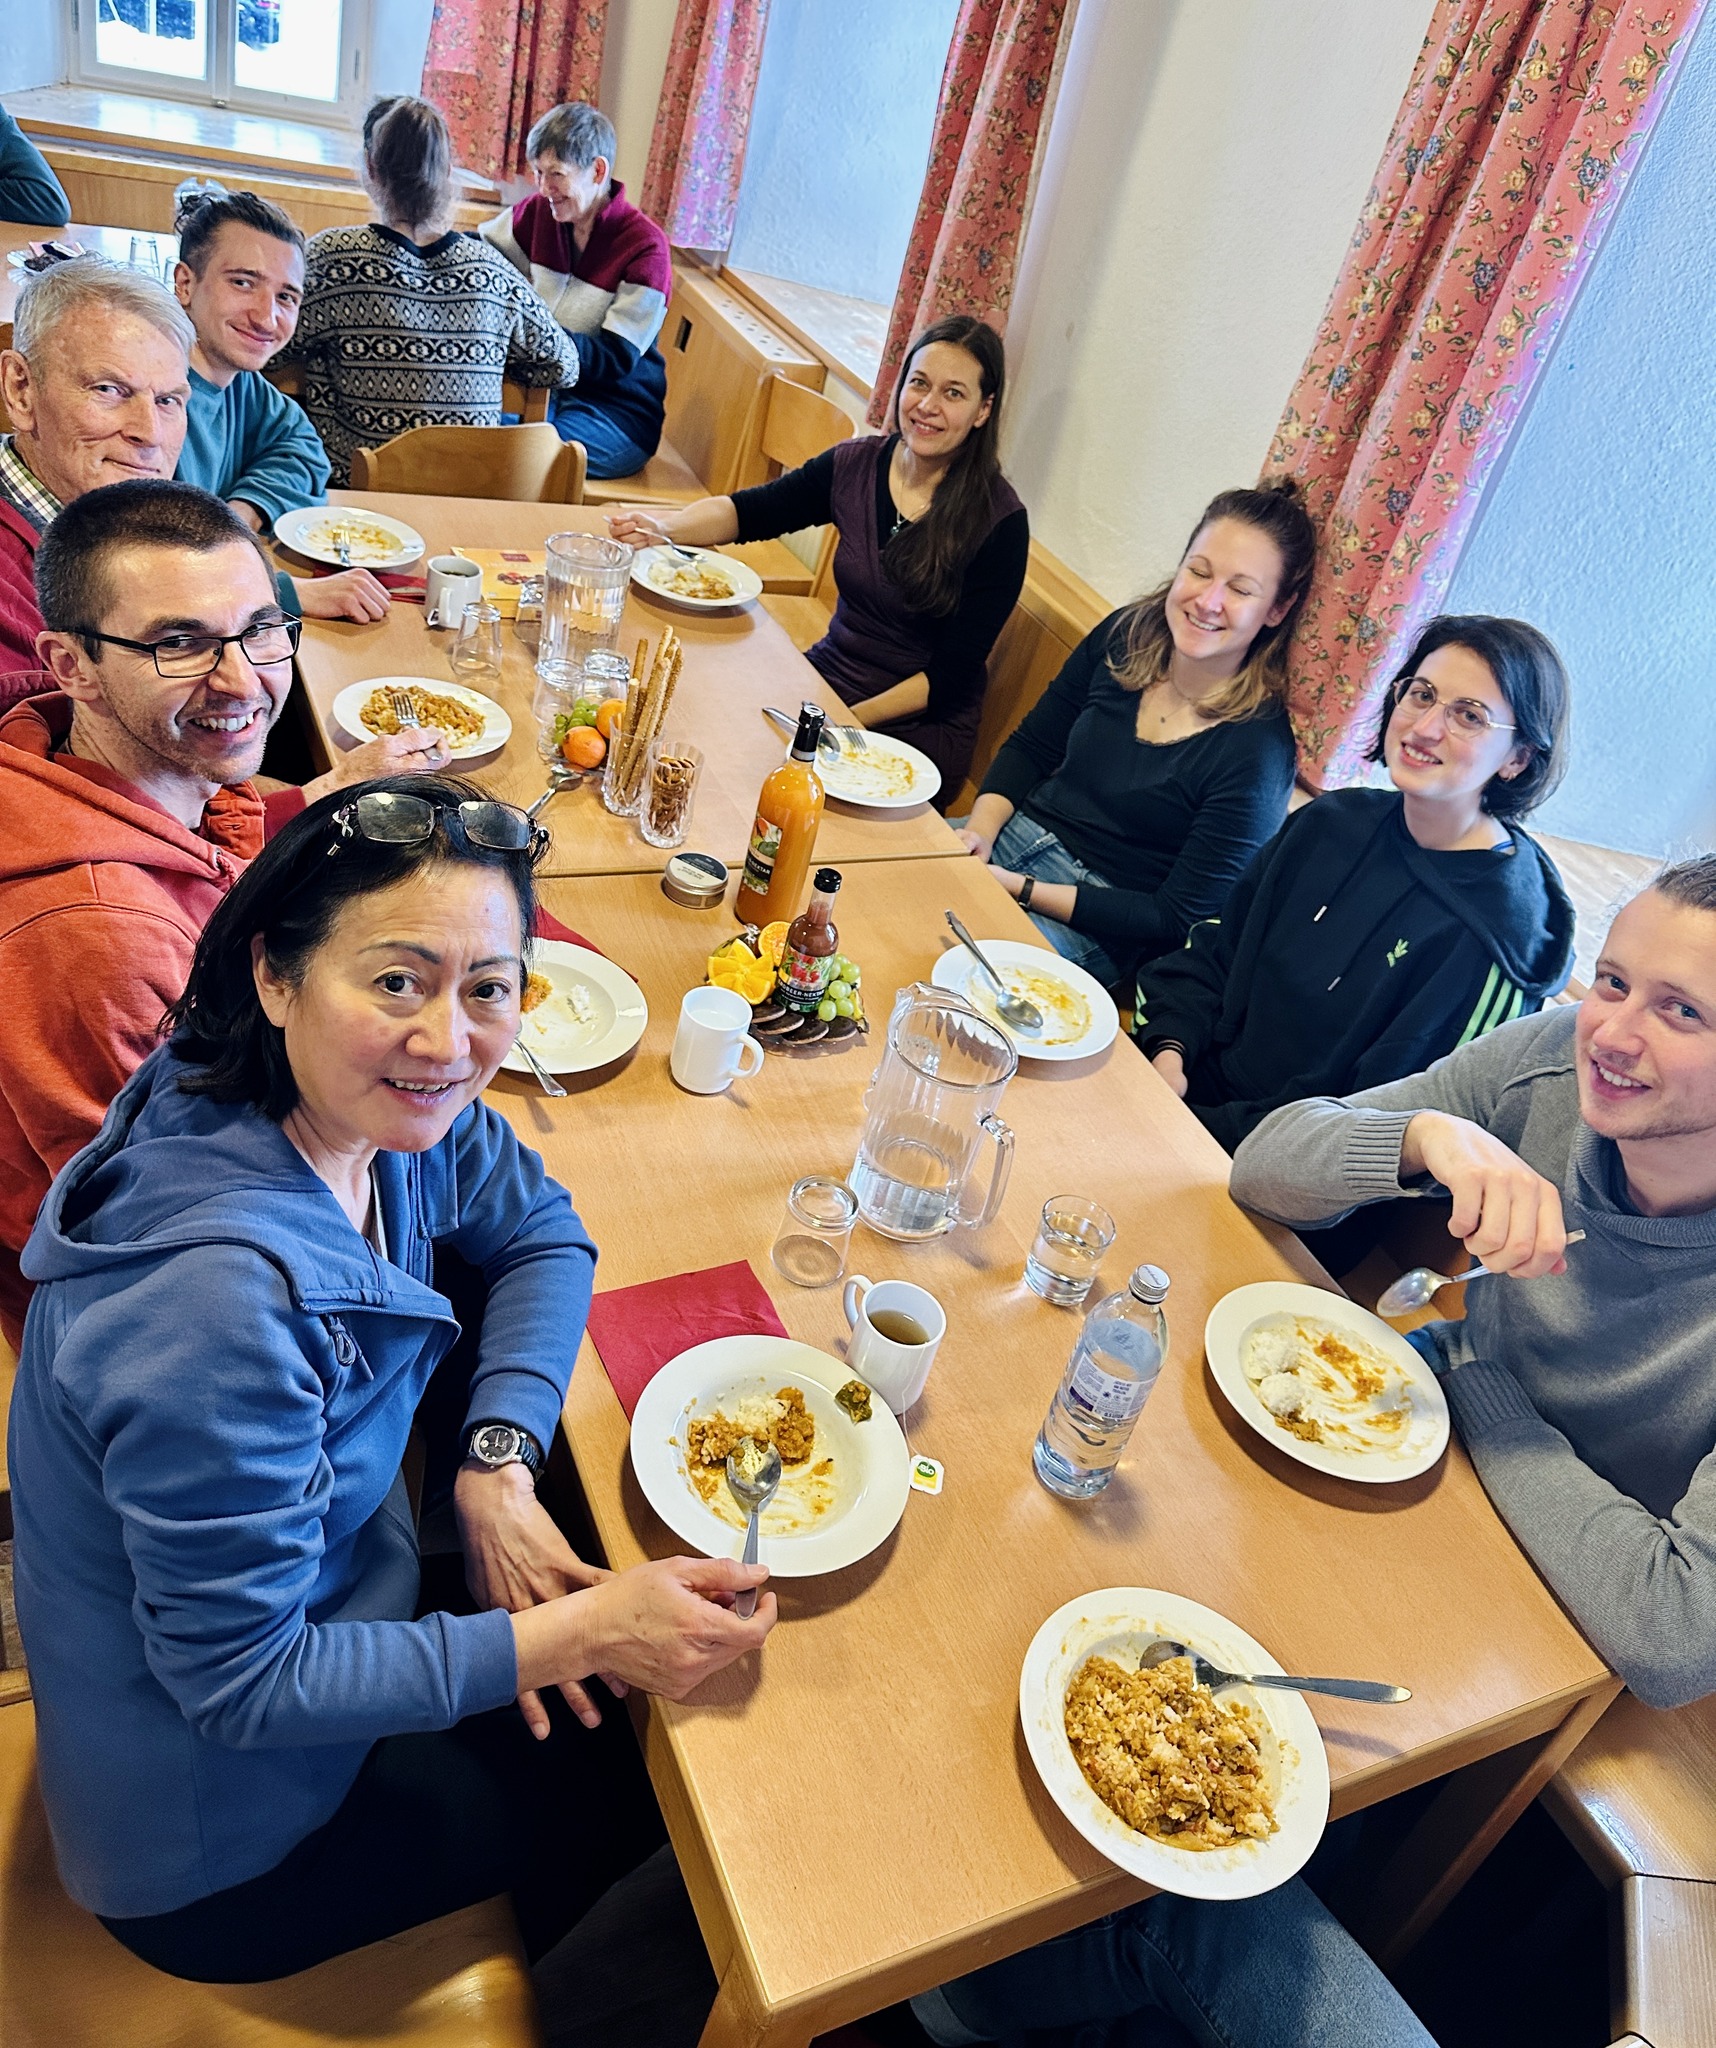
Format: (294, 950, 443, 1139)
(882, 316, 1009, 618)
(362, 96, 455, 236)
(1109, 480, 1316, 722)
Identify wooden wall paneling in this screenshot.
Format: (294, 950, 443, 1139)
(1617, 1875, 1716, 2048)
(661, 268, 822, 497)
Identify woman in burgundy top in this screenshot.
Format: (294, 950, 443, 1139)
(609, 316, 1028, 804)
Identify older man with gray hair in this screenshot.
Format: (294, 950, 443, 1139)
(0, 258, 197, 683)
(480, 101, 672, 478)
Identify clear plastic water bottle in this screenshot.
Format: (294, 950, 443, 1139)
(1032, 1264, 1169, 1498)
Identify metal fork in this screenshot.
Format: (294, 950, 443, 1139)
(763, 703, 869, 757)
(336, 531, 352, 568)
(387, 686, 420, 730)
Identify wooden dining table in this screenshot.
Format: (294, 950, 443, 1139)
(484, 852, 1617, 2048)
(0, 221, 176, 322)
(287, 492, 962, 879)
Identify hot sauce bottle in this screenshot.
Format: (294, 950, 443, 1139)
(734, 701, 825, 927)
(776, 867, 843, 1013)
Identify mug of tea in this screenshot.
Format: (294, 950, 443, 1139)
(670, 985, 766, 1095)
(841, 1275, 945, 1414)
(425, 555, 483, 628)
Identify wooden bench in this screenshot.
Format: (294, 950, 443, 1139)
(0, 1698, 543, 2048)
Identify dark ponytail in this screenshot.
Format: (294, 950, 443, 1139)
(882, 316, 1010, 619)
(172, 181, 304, 273)
(362, 95, 455, 235)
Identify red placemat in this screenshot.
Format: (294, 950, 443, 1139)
(304, 566, 428, 602)
(585, 1260, 788, 1419)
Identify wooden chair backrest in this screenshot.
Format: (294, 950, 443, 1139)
(660, 267, 822, 495)
(759, 375, 854, 474)
(349, 424, 584, 504)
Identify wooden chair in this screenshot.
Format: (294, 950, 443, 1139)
(0, 1697, 544, 2047)
(262, 361, 552, 427)
(1542, 1689, 1716, 2048)
(724, 375, 855, 598)
(349, 424, 585, 504)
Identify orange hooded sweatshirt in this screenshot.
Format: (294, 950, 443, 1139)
(0, 691, 265, 1348)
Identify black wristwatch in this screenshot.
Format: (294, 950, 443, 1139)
(464, 1420, 545, 1479)
(1018, 874, 1036, 911)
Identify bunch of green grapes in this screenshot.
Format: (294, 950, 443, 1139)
(815, 954, 864, 1024)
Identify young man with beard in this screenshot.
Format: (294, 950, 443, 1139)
(1230, 858, 1716, 1707)
(0, 479, 447, 1347)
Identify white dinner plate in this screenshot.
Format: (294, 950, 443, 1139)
(499, 942, 648, 1077)
(331, 677, 511, 762)
(931, 939, 1119, 1061)
(1019, 1587, 1329, 1900)
(1204, 1282, 1450, 1485)
(816, 731, 941, 811)
(275, 505, 426, 569)
(630, 1335, 912, 1578)
(632, 544, 763, 610)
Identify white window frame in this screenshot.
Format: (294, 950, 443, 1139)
(68, 0, 373, 127)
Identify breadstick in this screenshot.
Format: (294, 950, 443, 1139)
(616, 639, 658, 788)
(627, 636, 684, 803)
(630, 637, 647, 686)
(623, 627, 677, 791)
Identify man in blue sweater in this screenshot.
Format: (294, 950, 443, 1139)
(170, 186, 389, 624)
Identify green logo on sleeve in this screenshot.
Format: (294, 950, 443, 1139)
(1386, 938, 1410, 968)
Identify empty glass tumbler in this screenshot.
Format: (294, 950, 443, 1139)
(449, 602, 504, 683)
(771, 1177, 858, 1289)
(1025, 1195, 1116, 1306)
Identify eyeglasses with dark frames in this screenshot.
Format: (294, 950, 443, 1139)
(78, 617, 303, 681)
(330, 791, 548, 860)
(1390, 674, 1516, 739)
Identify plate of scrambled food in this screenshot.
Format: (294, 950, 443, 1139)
(331, 678, 511, 761)
(931, 939, 1119, 1061)
(815, 731, 941, 811)
(1204, 1283, 1449, 1484)
(275, 506, 426, 569)
(630, 1335, 912, 1577)
(1020, 1588, 1328, 1899)
(497, 942, 648, 1077)
(632, 545, 763, 611)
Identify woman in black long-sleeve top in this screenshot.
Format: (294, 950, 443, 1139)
(956, 481, 1315, 991)
(611, 316, 1027, 804)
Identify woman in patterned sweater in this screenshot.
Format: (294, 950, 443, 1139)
(277, 97, 580, 485)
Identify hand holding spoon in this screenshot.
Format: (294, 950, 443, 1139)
(725, 1442, 783, 1619)
(1376, 1230, 1585, 1318)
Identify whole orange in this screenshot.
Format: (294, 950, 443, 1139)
(594, 698, 626, 740)
(560, 726, 607, 770)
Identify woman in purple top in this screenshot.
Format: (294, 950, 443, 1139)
(609, 317, 1028, 805)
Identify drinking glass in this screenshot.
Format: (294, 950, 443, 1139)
(638, 738, 703, 848)
(532, 659, 590, 763)
(771, 1177, 858, 1289)
(1025, 1194, 1116, 1306)
(542, 533, 632, 670)
(450, 602, 504, 683)
(600, 713, 642, 816)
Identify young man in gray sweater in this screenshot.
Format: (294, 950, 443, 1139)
(1231, 853, 1716, 1708)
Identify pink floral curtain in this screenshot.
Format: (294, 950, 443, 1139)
(640, 0, 773, 250)
(865, 0, 1075, 427)
(422, 0, 607, 183)
(1271, 0, 1705, 785)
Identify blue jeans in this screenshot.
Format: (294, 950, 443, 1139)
(549, 390, 657, 479)
(912, 1881, 1434, 2048)
(991, 813, 1122, 989)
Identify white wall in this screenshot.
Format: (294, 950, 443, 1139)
(1004, 0, 1436, 605)
(0, 10, 66, 92)
(371, 0, 434, 103)
(598, 0, 677, 190)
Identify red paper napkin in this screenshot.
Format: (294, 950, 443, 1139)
(531, 905, 602, 951)
(585, 1260, 788, 1418)
(304, 565, 428, 602)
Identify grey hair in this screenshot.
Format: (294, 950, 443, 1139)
(13, 255, 194, 366)
(526, 101, 616, 177)
(1651, 852, 1716, 915)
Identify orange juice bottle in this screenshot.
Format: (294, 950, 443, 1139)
(735, 702, 826, 926)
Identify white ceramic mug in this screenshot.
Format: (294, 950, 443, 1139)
(669, 985, 766, 1095)
(425, 555, 482, 628)
(841, 1275, 945, 1414)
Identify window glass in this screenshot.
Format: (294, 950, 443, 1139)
(95, 0, 210, 82)
(234, 0, 343, 103)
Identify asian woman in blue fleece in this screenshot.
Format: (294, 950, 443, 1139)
(8, 775, 775, 1989)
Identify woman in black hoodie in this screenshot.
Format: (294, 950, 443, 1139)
(1134, 614, 1574, 1158)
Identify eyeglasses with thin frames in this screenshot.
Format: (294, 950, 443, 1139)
(1390, 674, 1516, 738)
(78, 617, 303, 681)
(330, 790, 548, 860)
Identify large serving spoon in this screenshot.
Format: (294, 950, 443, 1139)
(725, 1442, 783, 1619)
(1140, 1637, 1410, 1705)
(1375, 1230, 1586, 1319)
(944, 912, 1044, 1035)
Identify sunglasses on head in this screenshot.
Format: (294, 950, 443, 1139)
(330, 791, 548, 859)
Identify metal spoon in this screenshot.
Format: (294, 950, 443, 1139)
(944, 911, 1043, 1034)
(725, 1442, 783, 1619)
(512, 1037, 567, 1098)
(1375, 1230, 1586, 1319)
(526, 763, 581, 820)
(1140, 1637, 1410, 1705)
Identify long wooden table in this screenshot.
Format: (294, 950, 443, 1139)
(0, 221, 174, 322)
(486, 854, 1615, 2047)
(290, 492, 960, 878)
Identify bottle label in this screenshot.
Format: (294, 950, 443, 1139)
(1066, 1351, 1153, 1428)
(740, 814, 782, 895)
(777, 944, 835, 1012)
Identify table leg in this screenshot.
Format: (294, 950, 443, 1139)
(696, 1956, 817, 2048)
(1350, 1677, 1623, 1970)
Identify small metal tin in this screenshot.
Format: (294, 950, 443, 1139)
(660, 851, 730, 909)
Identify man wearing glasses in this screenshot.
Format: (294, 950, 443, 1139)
(0, 478, 446, 1347)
